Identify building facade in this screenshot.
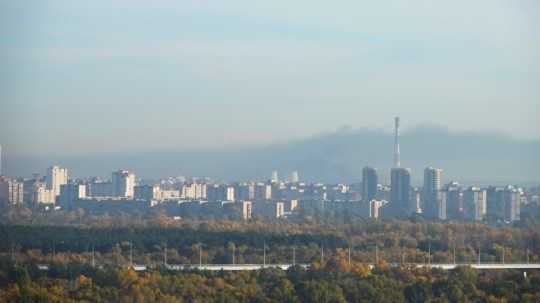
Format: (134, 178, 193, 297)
(290, 171, 299, 183)
(362, 166, 378, 202)
(255, 183, 272, 201)
(47, 166, 68, 197)
(487, 186, 520, 222)
(389, 167, 411, 216)
(59, 183, 87, 208)
(463, 187, 487, 221)
(422, 167, 444, 219)
(445, 182, 463, 219)
(134, 185, 161, 201)
(112, 170, 135, 198)
(0, 177, 24, 205)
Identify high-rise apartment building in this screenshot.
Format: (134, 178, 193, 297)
(463, 187, 487, 221)
(241, 201, 252, 220)
(112, 170, 135, 198)
(134, 185, 161, 201)
(59, 183, 86, 207)
(445, 182, 463, 219)
(225, 186, 235, 201)
(35, 186, 56, 204)
(390, 167, 411, 216)
(88, 181, 113, 197)
(0, 177, 23, 205)
(22, 175, 43, 204)
(434, 191, 447, 220)
(487, 185, 520, 222)
(207, 184, 235, 202)
(181, 182, 207, 200)
(253, 201, 285, 218)
(255, 183, 272, 201)
(271, 182, 285, 200)
(370, 200, 385, 219)
(47, 166, 68, 197)
(362, 166, 378, 202)
(423, 167, 443, 217)
(290, 171, 299, 183)
(502, 186, 520, 222)
(271, 171, 279, 183)
(423, 167, 442, 197)
(236, 183, 255, 201)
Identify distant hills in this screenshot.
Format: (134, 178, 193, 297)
(5, 126, 540, 186)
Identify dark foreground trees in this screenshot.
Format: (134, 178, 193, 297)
(0, 260, 539, 303)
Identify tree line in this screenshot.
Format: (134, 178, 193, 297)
(1, 218, 539, 266)
(0, 257, 539, 302)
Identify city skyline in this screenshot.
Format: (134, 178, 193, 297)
(0, 117, 532, 223)
(0, 161, 528, 224)
(0, 117, 534, 222)
(1, 123, 538, 185)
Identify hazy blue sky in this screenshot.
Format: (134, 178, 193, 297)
(1, 0, 539, 156)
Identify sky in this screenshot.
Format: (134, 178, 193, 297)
(1, 0, 539, 157)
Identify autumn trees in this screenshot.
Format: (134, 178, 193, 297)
(1, 258, 540, 302)
(0, 217, 539, 302)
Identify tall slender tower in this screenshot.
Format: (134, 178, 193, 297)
(393, 117, 401, 168)
(388, 117, 412, 218)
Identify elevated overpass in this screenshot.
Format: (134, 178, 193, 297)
(411, 263, 540, 270)
(129, 263, 540, 272)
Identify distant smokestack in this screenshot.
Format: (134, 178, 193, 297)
(394, 117, 400, 168)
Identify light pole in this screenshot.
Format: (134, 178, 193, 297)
(478, 247, 481, 265)
(199, 245, 202, 267)
(92, 245, 95, 268)
(232, 245, 236, 265)
(348, 244, 351, 266)
(428, 242, 431, 266)
(164, 243, 168, 266)
(375, 245, 379, 265)
(263, 242, 266, 267)
(320, 243, 324, 263)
